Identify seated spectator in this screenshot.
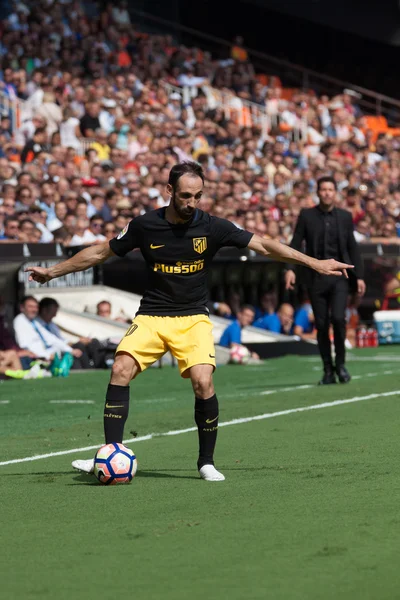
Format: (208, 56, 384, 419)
(207, 301, 232, 318)
(254, 289, 278, 320)
(0, 348, 24, 378)
(60, 107, 81, 150)
(0, 216, 20, 241)
(28, 206, 54, 242)
(69, 214, 106, 246)
(18, 218, 36, 242)
(104, 223, 117, 241)
(80, 102, 101, 138)
(91, 130, 111, 161)
(253, 303, 294, 335)
(96, 300, 130, 323)
(0, 306, 38, 370)
(293, 297, 316, 340)
(353, 218, 371, 243)
(219, 305, 259, 358)
(20, 127, 49, 164)
(37, 297, 105, 369)
(13, 296, 80, 362)
(0, 299, 48, 378)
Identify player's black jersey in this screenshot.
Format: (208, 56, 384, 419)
(109, 208, 253, 316)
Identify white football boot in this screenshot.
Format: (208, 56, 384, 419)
(199, 465, 225, 481)
(71, 458, 95, 474)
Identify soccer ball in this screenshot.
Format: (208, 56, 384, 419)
(94, 443, 137, 485)
(229, 344, 251, 365)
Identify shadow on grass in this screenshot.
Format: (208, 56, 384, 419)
(67, 469, 199, 485)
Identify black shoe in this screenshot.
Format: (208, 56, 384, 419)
(336, 365, 351, 383)
(318, 370, 337, 385)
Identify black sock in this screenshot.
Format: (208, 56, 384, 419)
(194, 394, 219, 470)
(104, 383, 130, 444)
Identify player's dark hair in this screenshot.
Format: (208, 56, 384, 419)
(20, 295, 38, 306)
(317, 176, 337, 191)
(168, 162, 204, 191)
(39, 297, 59, 312)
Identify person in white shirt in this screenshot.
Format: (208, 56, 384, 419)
(13, 296, 80, 361)
(353, 218, 370, 243)
(69, 215, 106, 247)
(111, 1, 131, 26)
(15, 114, 47, 147)
(59, 107, 81, 150)
(177, 70, 208, 88)
(37, 297, 96, 369)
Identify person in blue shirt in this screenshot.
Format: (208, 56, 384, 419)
(219, 305, 255, 348)
(253, 303, 294, 335)
(254, 289, 278, 321)
(293, 302, 316, 340)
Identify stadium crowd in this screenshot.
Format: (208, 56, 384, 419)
(0, 0, 400, 249)
(0, 0, 398, 379)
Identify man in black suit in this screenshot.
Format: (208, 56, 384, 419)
(285, 177, 366, 384)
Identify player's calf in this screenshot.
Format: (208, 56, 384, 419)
(104, 383, 130, 443)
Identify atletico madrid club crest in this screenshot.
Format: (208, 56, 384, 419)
(193, 237, 207, 254)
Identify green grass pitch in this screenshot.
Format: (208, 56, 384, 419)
(1, 347, 400, 600)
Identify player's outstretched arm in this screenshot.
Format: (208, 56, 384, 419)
(247, 235, 354, 278)
(25, 242, 115, 284)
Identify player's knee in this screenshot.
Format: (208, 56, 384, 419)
(111, 358, 132, 385)
(192, 375, 214, 399)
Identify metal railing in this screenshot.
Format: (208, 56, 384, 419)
(162, 81, 308, 141)
(131, 8, 400, 122)
(77, 138, 96, 156)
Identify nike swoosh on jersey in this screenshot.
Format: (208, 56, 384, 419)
(105, 403, 124, 409)
(150, 244, 165, 249)
(205, 415, 219, 424)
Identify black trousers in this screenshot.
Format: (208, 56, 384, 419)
(71, 339, 106, 370)
(308, 275, 349, 370)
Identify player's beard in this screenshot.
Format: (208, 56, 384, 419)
(172, 192, 195, 222)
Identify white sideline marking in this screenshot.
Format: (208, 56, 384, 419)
(0, 400, 10, 404)
(50, 400, 95, 404)
(259, 369, 393, 394)
(305, 355, 399, 362)
(1, 389, 399, 467)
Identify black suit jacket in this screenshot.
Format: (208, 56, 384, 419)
(289, 207, 364, 283)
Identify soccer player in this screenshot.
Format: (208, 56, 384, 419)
(26, 162, 353, 481)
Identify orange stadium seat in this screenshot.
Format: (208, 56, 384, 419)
(281, 88, 296, 101)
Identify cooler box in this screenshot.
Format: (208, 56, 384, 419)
(373, 311, 400, 344)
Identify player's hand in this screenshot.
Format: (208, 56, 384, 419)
(357, 279, 366, 297)
(71, 348, 83, 358)
(24, 266, 53, 284)
(315, 259, 354, 278)
(285, 270, 296, 290)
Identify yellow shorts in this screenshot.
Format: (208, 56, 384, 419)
(116, 314, 216, 378)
